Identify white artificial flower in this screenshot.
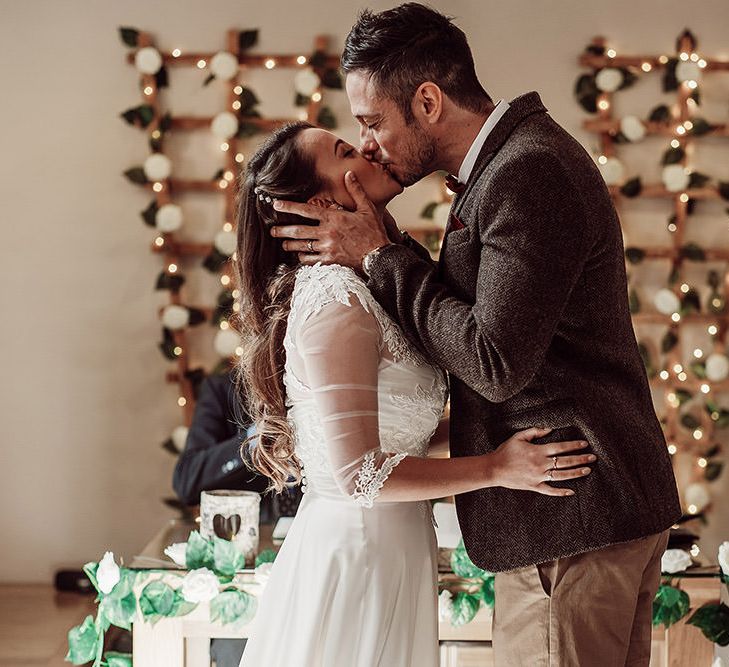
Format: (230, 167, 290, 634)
(620, 116, 647, 142)
(254, 562, 273, 591)
(595, 68, 623, 93)
(211, 112, 239, 140)
(214, 328, 241, 358)
(155, 203, 183, 233)
(97, 551, 121, 594)
(598, 157, 625, 186)
(432, 202, 452, 230)
(210, 51, 239, 81)
(705, 353, 729, 382)
(134, 47, 163, 75)
(711, 657, 725, 667)
(662, 164, 690, 193)
(676, 61, 702, 84)
(181, 567, 219, 603)
(653, 288, 680, 315)
(294, 69, 321, 97)
(661, 549, 692, 574)
(143, 153, 172, 181)
(438, 589, 454, 622)
(171, 425, 189, 453)
(214, 230, 237, 257)
(718, 542, 729, 578)
(164, 542, 188, 567)
(684, 483, 710, 513)
(161, 304, 190, 330)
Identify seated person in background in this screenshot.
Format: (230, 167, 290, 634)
(172, 369, 301, 667)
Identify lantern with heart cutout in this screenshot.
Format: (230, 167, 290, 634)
(200, 490, 261, 565)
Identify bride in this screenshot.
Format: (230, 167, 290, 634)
(234, 122, 595, 667)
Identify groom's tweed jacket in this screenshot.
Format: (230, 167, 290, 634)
(366, 92, 681, 572)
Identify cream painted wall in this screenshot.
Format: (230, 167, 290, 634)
(1, 0, 727, 582)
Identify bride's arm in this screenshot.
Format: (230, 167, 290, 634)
(298, 298, 594, 508)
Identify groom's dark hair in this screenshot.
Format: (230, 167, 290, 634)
(341, 3, 491, 121)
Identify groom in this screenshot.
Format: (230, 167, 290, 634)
(272, 4, 681, 664)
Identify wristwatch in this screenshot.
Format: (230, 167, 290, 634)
(361, 244, 391, 278)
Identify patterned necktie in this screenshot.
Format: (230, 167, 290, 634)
(445, 173, 466, 194)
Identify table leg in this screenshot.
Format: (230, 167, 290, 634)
(133, 617, 184, 667)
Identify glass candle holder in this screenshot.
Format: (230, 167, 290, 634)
(200, 490, 261, 565)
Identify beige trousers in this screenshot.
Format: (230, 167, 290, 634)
(492, 530, 670, 667)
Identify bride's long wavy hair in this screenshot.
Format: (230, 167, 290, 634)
(234, 121, 324, 492)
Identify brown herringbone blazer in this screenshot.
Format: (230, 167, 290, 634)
(366, 91, 681, 572)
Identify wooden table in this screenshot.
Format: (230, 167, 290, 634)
(130, 520, 724, 667)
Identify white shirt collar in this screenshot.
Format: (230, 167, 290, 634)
(456, 99, 510, 185)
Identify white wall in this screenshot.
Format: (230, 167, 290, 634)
(1, 0, 727, 582)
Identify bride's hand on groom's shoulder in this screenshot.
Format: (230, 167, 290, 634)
(271, 172, 391, 271)
(486, 427, 596, 497)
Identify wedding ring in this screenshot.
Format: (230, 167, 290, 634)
(552, 456, 559, 470)
(546, 469, 554, 482)
(307, 239, 315, 253)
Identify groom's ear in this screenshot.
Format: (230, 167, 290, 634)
(413, 82, 443, 125)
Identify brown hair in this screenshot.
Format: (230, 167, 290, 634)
(341, 3, 491, 121)
(233, 121, 324, 492)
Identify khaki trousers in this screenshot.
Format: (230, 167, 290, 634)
(492, 530, 669, 667)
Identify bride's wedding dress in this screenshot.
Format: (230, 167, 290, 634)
(240, 263, 448, 667)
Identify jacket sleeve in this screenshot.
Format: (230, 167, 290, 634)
(172, 378, 268, 506)
(366, 151, 595, 403)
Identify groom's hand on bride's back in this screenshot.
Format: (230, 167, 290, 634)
(487, 427, 597, 497)
(271, 171, 391, 272)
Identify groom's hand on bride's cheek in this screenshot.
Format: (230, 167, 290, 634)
(271, 171, 390, 270)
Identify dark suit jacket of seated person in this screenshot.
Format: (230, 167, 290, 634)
(172, 371, 274, 518)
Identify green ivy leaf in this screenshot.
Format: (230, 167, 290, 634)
(451, 540, 489, 579)
(99, 590, 137, 630)
(139, 580, 176, 623)
(203, 248, 230, 273)
(104, 651, 133, 667)
(213, 537, 246, 578)
(236, 122, 261, 139)
(687, 602, 729, 646)
(648, 104, 671, 123)
(574, 73, 599, 113)
(293, 92, 310, 107)
(629, 287, 641, 314)
(203, 73, 216, 87)
(662, 59, 679, 92)
(65, 615, 100, 665)
(661, 147, 685, 165)
(123, 167, 148, 185)
(625, 247, 645, 264)
(309, 50, 327, 68)
(718, 182, 729, 201)
(119, 27, 140, 48)
(705, 461, 724, 482)
(680, 413, 701, 430)
(675, 389, 692, 406)
(210, 589, 257, 627)
(238, 30, 259, 51)
(255, 549, 277, 567)
(690, 118, 712, 136)
(652, 584, 690, 628)
(585, 43, 605, 56)
(186, 531, 214, 570)
(680, 288, 701, 315)
(661, 330, 678, 354)
(141, 199, 158, 227)
(688, 172, 710, 189)
(239, 88, 259, 113)
(478, 576, 496, 608)
(451, 592, 481, 627)
(421, 202, 437, 219)
(316, 106, 337, 130)
(618, 67, 638, 90)
(680, 243, 706, 261)
(321, 68, 343, 89)
(620, 177, 642, 198)
(155, 66, 169, 89)
(155, 271, 185, 292)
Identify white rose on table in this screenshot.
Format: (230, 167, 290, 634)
(718, 541, 729, 578)
(163, 542, 188, 567)
(181, 567, 220, 603)
(661, 548, 692, 574)
(97, 551, 121, 594)
(438, 589, 454, 622)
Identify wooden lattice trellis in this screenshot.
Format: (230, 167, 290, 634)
(122, 29, 340, 426)
(578, 31, 729, 530)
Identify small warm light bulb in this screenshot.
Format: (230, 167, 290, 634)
(219, 320, 230, 330)
(712, 297, 722, 309)
(687, 80, 698, 90)
(232, 289, 241, 298)
(688, 504, 698, 514)
(219, 179, 229, 189)
(172, 49, 181, 58)
(265, 58, 276, 69)
(223, 222, 233, 232)
(606, 48, 617, 58)
(693, 429, 703, 440)
(235, 153, 245, 163)
(659, 370, 670, 380)
(670, 139, 680, 148)
(673, 363, 684, 373)
(297, 55, 307, 65)
(684, 120, 693, 130)
(220, 142, 229, 151)
(700, 384, 710, 394)
(693, 348, 703, 358)
(173, 346, 182, 356)
(678, 372, 687, 382)
(667, 444, 677, 455)
(298, 110, 308, 121)
(708, 324, 718, 335)
(679, 193, 689, 203)
(676, 125, 686, 135)
(668, 222, 677, 233)
(690, 53, 699, 62)
(197, 59, 207, 69)
(658, 55, 669, 64)
(598, 100, 610, 110)
(153, 182, 163, 192)
(679, 52, 689, 61)
(221, 275, 231, 286)
(712, 410, 720, 420)
(698, 457, 708, 468)
(671, 312, 681, 322)
(698, 59, 707, 68)
(178, 396, 187, 407)
(312, 92, 322, 102)
(144, 86, 154, 96)
(680, 283, 690, 293)
(151, 130, 161, 139)
(154, 236, 165, 247)
(641, 62, 652, 72)
(224, 170, 234, 181)
(168, 263, 177, 273)
(598, 155, 608, 165)
(232, 302, 241, 313)
(667, 392, 679, 407)
(232, 100, 242, 110)
(235, 346, 244, 356)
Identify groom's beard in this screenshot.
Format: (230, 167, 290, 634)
(393, 127, 437, 187)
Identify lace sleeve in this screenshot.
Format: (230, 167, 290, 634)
(296, 283, 406, 508)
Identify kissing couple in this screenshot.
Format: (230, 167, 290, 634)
(234, 4, 680, 666)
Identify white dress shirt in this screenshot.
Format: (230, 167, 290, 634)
(456, 99, 510, 185)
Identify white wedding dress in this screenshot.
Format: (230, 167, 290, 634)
(240, 263, 448, 667)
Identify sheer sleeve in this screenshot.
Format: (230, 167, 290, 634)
(295, 295, 407, 508)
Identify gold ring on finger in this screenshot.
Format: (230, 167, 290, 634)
(552, 456, 559, 470)
(307, 239, 315, 253)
